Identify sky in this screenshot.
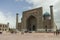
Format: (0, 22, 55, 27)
(0, 0, 60, 29)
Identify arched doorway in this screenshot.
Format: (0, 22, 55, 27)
(26, 15, 37, 32)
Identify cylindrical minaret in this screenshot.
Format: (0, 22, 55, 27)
(7, 22, 9, 27)
(7, 22, 9, 31)
(50, 5, 54, 31)
(16, 13, 18, 29)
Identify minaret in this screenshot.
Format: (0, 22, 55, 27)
(7, 22, 9, 31)
(7, 22, 9, 27)
(50, 5, 54, 31)
(16, 13, 18, 29)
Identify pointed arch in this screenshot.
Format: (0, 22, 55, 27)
(26, 15, 37, 31)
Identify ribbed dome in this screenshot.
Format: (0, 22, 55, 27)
(43, 12, 50, 17)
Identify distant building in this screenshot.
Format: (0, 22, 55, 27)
(16, 5, 57, 32)
(0, 23, 9, 32)
(9, 28, 17, 33)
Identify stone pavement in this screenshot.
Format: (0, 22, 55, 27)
(0, 32, 60, 40)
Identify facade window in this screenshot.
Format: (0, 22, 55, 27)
(3, 25, 4, 28)
(0, 29, 1, 30)
(2, 29, 4, 31)
(5, 25, 7, 27)
(0, 25, 2, 27)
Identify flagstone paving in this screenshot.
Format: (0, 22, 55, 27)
(0, 32, 60, 40)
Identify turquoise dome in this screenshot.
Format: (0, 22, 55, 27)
(43, 12, 50, 17)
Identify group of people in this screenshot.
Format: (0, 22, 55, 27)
(54, 30, 60, 35)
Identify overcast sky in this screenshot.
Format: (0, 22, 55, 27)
(0, 0, 60, 29)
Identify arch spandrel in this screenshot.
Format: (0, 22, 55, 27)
(26, 15, 37, 20)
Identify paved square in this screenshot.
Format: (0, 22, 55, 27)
(0, 32, 60, 40)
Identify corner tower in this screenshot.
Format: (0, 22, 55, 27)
(50, 5, 54, 23)
(16, 13, 19, 30)
(50, 5, 55, 31)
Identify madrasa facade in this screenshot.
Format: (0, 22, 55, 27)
(16, 5, 57, 32)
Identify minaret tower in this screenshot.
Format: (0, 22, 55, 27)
(50, 5, 54, 31)
(16, 13, 19, 30)
(7, 22, 9, 31)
